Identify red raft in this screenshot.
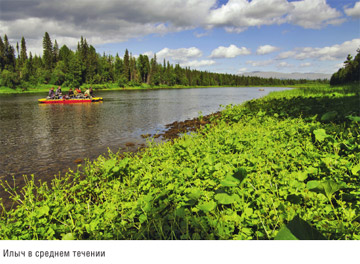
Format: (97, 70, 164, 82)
(38, 97, 103, 104)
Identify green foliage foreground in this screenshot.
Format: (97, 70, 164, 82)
(0, 85, 359, 240)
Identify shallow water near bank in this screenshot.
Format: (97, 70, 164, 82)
(0, 87, 291, 188)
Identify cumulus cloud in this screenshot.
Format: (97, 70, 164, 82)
(156, 47, 203, 62)
(207, 0, 291, 32)
(286, 0, 345, 29)
(344, 1, 360, 18)
(180, 60, 216, 68)
(300, 62, 312, 67)
(210, 44, 251, 58)
(275, 39, 360, 61)
(277, 61, 292, 68)
(206, 0, 344, 32)
(144, 47, 213, 68)
(294, 38, 360, 60)
(276, 51, 297, 60)
(256, 45, 279, 55)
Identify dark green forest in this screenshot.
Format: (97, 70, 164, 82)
(330, 49, 360, 86)
(0, 33, 327, 89)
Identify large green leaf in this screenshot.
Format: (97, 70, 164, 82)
(103, 159, 116, 171)
(275, 215, 325, 240)
(347, 115, 360, 122)
(233, 167, 247, 183)
(36, 205, 50, 218)
(313, 129, 328, 142)
(197, 200, 217, 212)
(220, 168, 247, 187)
(307, 180, 343, 200)
(351, 164, 360, 176)
(187, 188, 202, 200)
(62, 233, 75, 240)
(214, 193, 238, 205)
(321, 111, 337, 121)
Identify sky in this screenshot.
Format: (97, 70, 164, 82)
(0, 0, 359, 75)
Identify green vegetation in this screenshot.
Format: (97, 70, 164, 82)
(1, 83, 359, 240)
(0, 33, 327, 94)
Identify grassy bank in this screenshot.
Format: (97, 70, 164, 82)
(0, 84, 359, 240)
(0, 81, 328, 95)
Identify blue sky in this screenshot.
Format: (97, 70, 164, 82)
(1, 0, 359, 74)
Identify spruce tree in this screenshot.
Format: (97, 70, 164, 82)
(16, 42, 19, 58)
(123, 49, 130, 82)
(114, 53, 124, 81)
(19, 37, 28, 67)
(53, 40, 59, 65)
(0, 36, 4, 70)
(3, 35, 16, 71)
(42, 32, 53, 70)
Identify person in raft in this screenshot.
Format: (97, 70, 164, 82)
(84, 87, 93, 99)
(48, 87, 55, 99)
(55, 86, 62, 99)
(74, 87, 83, 98)
(67, 88, 74, 99)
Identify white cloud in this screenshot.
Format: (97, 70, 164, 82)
(277, 61, 292, 67)
(344, 1, 360, 18)
(194, 31, 211, 38)
(294, 38, 360, 61)
(274, 39, 360, 62)
(276, 51, 297, 60)
(206, 0, 345, 32)
(286, 0, 344, 29)
(156, 47, 203, 62)
(335, 62, 345, 69)
(256, 45, 279, 55)
(143, 51, 155, 58)
(207, 0, 291, 32)
(300, 62, 312, 67)
(145, 47, 213, 68)
(180, 60, 216, 68)
(210, 44, 251, 58)
(246, 60, 273, 67)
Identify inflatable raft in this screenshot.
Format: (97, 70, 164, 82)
(38, 97, 103, 104)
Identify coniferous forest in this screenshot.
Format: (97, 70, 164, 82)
(0, 33, 326, 90)
(330, 49, 360, 86)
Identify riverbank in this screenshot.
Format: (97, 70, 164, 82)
(0, 82, 329, 95)
(0, 84, 359, 240)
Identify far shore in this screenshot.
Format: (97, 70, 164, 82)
(0, 82, 327, 95)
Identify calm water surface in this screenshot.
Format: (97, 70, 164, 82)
(0, 87, 290, 186)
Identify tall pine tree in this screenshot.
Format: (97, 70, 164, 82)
(3, 35, 16, 71)
(19, 37, 28, 67)
(42, 32, 53, 70)
(123, 49, 130, 82)
(0, 36, 5, 70)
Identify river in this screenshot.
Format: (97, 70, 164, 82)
(0, 87, 290, 187)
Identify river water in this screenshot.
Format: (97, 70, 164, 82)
(0, 87, 290, 186)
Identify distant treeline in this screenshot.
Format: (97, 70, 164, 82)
(330, 49, 360, 86)
(0, 33, 327, 89)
